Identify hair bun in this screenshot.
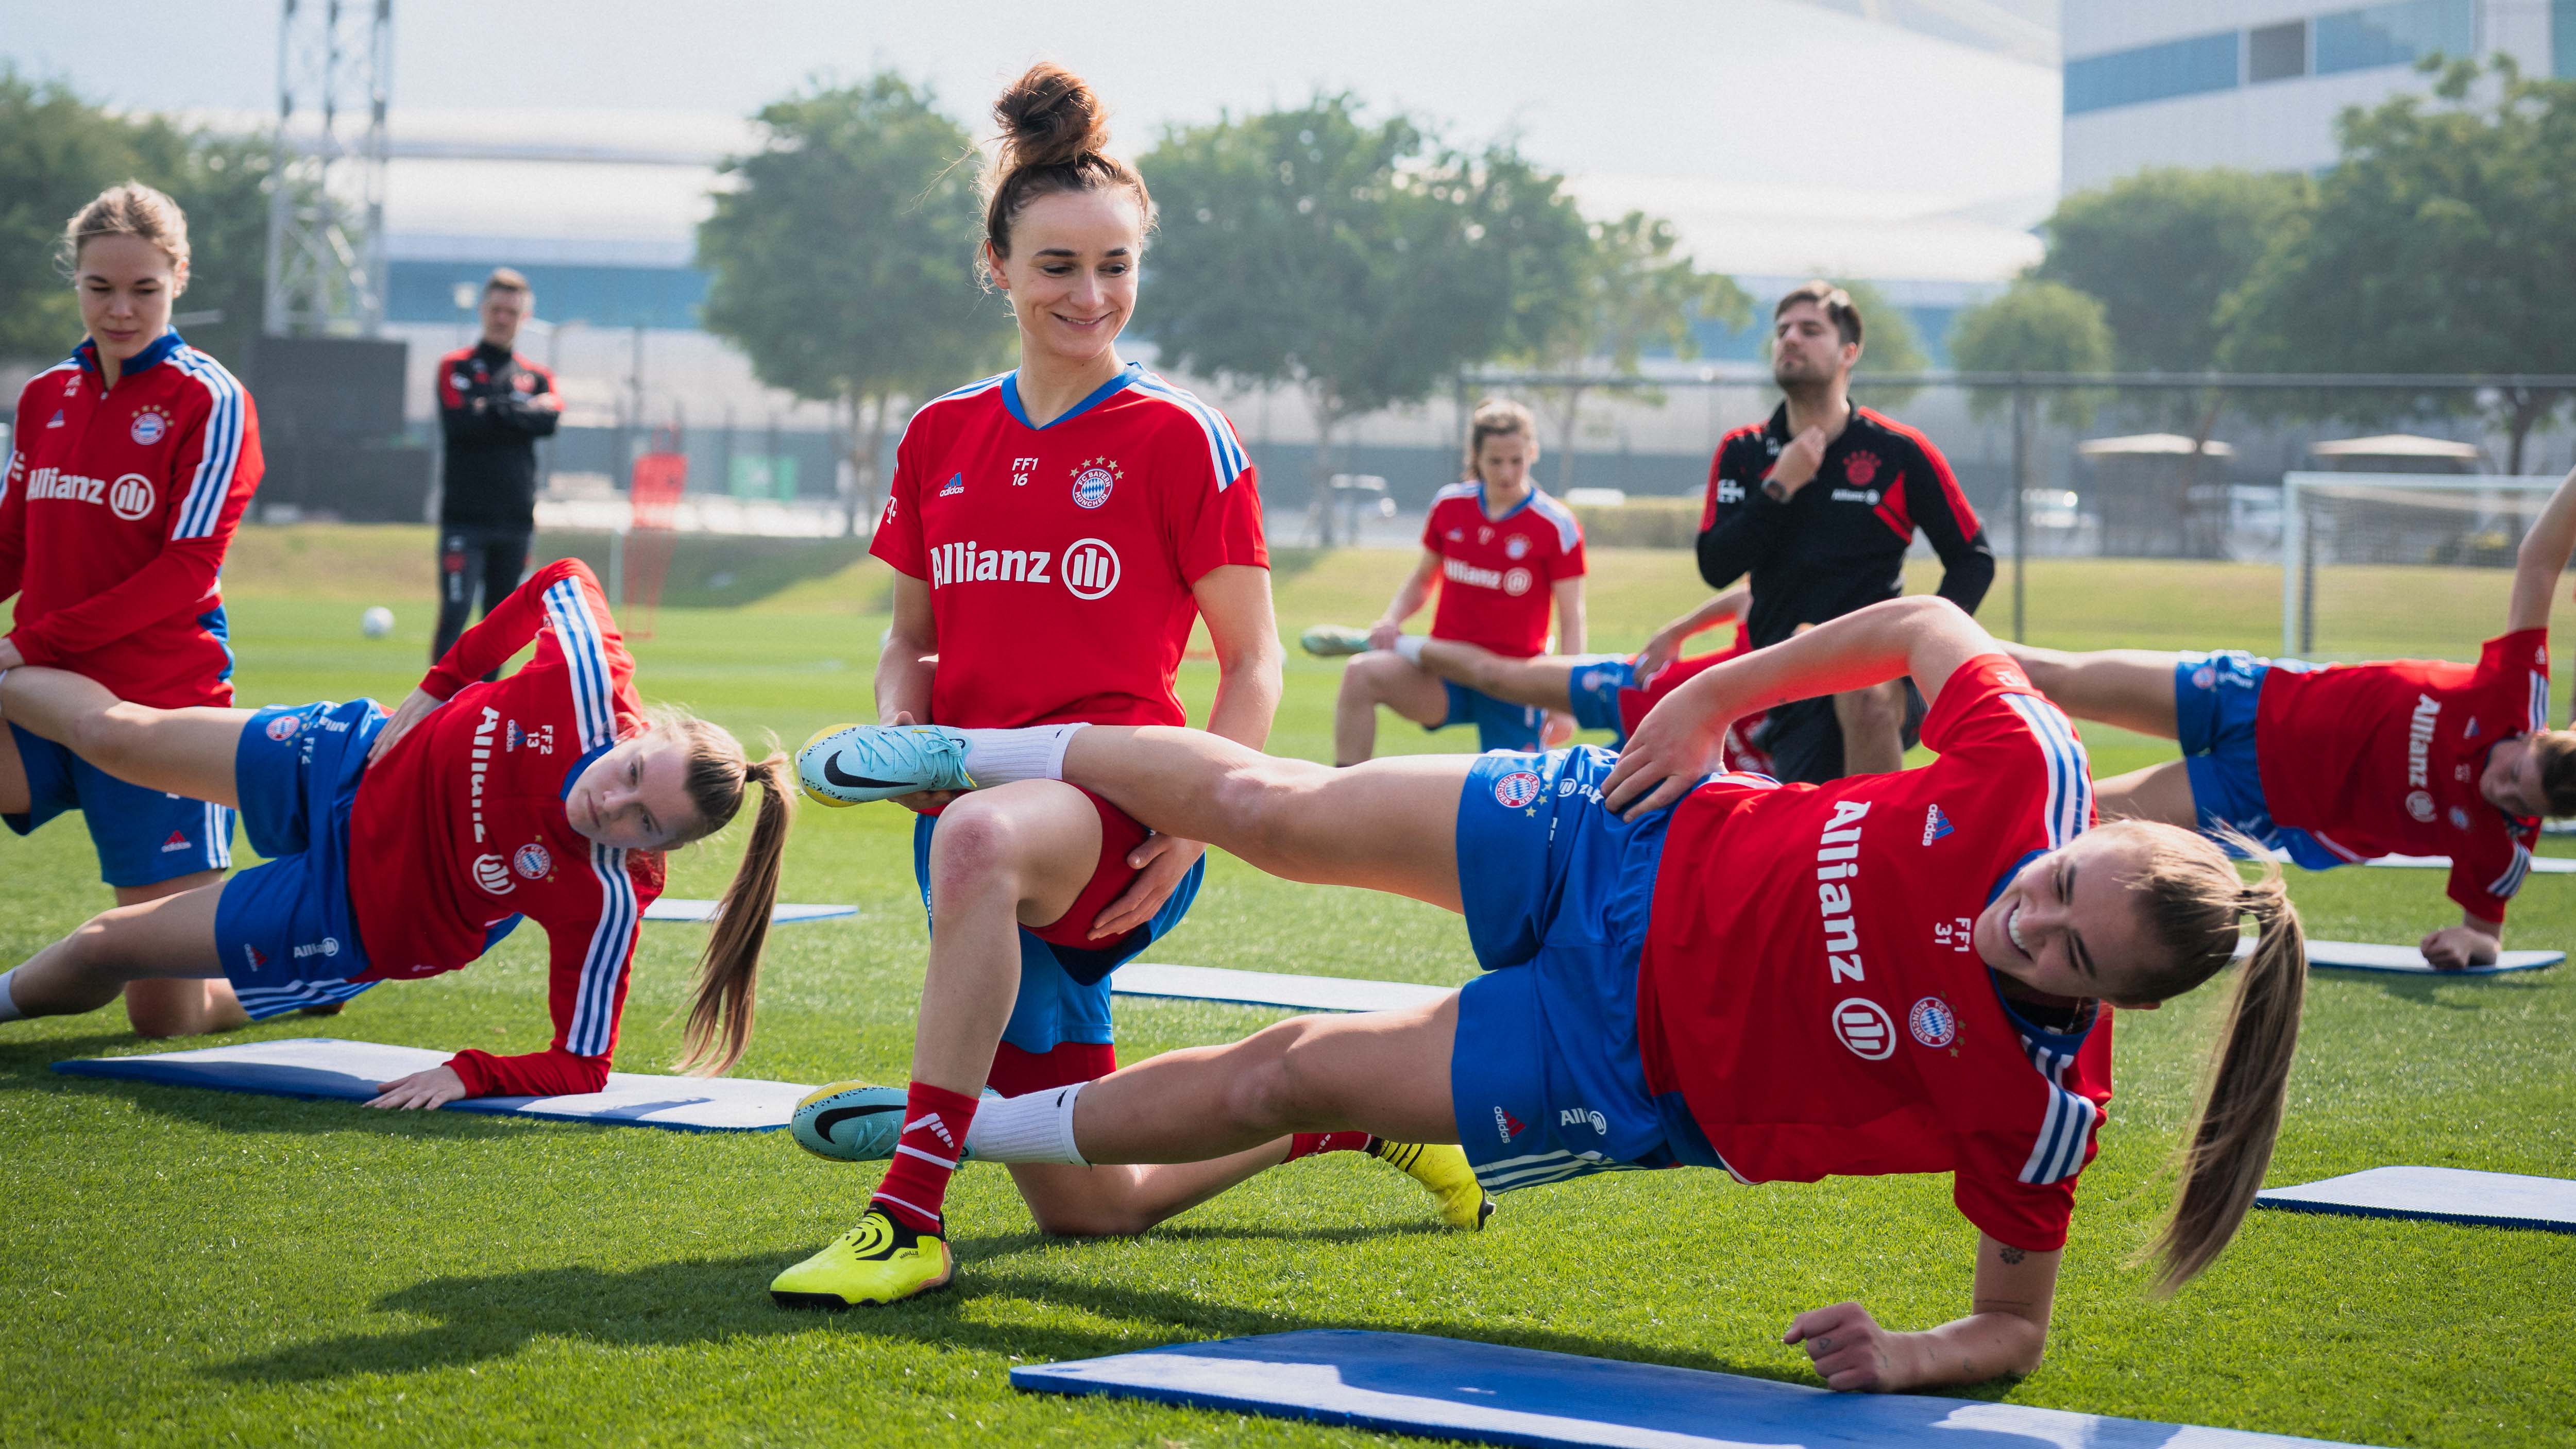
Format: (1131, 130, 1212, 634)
(994, 62, 1109, 172)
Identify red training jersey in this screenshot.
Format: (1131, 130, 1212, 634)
(0, 332, 261, 707)
(1636, 656, 2111, 1252)
(870, 364, 1267, 729)
(349, 559, 664, 1099)
(2255, 630, 2549, 921)
(1421, 482, 1585, 657)
(1615, 623, 1766, 768)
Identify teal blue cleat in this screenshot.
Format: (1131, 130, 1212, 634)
(795, 723, 976, 806)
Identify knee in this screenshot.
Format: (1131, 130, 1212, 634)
(64, 704, 134, 771)
(124, 993, 204, 1040)
(1231, 1019, 1325, 1131)
(925, 797, 1027, 904)
(1208, 761, 1318, 868)
(1341, 652, 1406, 703)
(1028, 1191, 1159, 1239)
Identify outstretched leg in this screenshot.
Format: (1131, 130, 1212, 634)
(2093, 760, 2204, 831)
(1067, 997, 1461, 1164)
(114, 873, 248, 1037)
(1060, 727, 1471, 911)
(0, 667, 249, 807)
(1331, 652, 1451, 766)
(1410, 638, 1580, 714)
(2000, 644, 2183, 740)
(5, 881, 228, 1020)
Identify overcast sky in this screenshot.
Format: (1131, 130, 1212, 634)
(10, 1, 2058, 199)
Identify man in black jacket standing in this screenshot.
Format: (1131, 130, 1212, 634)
(432, 267, 560, 663)
(1697, 281, 1993, 782)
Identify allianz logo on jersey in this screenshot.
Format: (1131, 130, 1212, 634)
(1443, 556, 1534, 598)
(22, 466, 155, 521)
(929, 537, 1121, 600)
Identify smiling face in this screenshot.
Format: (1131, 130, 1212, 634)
(563, 731, 703, 851)
(2479, 735, 2550, 818)
(77, 233, 183, 370)
(987, 188, 1143, 369)
(1974, 827, 2170, 1008)
(1770, 300, 1858, 391)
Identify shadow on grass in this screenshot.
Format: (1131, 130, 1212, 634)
(2364, 972, 2552, 1011)
(207, 1246, 1828, 1396)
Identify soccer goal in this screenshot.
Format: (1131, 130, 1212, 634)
(2279, 470, 2566, 660)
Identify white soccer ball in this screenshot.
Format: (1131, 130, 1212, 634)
(360, 606, 396, 638)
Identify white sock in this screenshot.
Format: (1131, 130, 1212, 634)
(962, 1083, 1090, 1165)
(1393, 635, 1428, 665)
(957, 723, 1085, 787)
(0, 968, 23, 1023)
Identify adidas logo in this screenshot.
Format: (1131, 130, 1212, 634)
(1493, 1106, 1526, 1143)
(939, 472, 964, 496)
(159, 830, 192, 853)
(45, 409, 64, 429)
(1922, 804, 1954, 845)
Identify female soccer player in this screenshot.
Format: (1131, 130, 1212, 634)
(2003, 463, 2576, 969)
(0, 559, 793, 1104)
(770, 64, 1485, 1310)
(1308, 585, 1764, 760)
(1, 183, 263, 1037)
(802, 593, 2308, 1389)
(1316, 400, 1589, 763)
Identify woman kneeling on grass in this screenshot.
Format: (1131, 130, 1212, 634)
(796, 594, 2307, 1391)
(0, 559, 792, 1103)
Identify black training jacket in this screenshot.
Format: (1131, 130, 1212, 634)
(436, 341, 559, 530)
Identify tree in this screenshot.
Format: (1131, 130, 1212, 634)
(0, 69, 159, 361)
(1947, 279, 2115, 427)
(2035, 167, 2308, 375)
(0, 70, 275, 369)
(2221, 58, 2576, 473)
(1140, 94, 1592, 534)
(1516, 210, 1749, 490)
(697, 74, 1008, 526)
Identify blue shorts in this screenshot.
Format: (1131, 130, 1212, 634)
(1433, 681, 1546, 753)
(1448, 747, 1722, 1195)
(910, 811, 1204, 1056)
(6, 724, 234, 888)
(2171, 651, 2344, 871)
(212, 700, 388, 1019)
(1563, 655, 1633, 740)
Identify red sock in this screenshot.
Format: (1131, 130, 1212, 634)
(1283, 1131, 1373, 1162)
(870, 1082, 981, 1234)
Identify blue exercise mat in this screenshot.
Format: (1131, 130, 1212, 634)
(54, 1038, 809, 1132)
(1112, 963, 1453, 1014)
(2256, 1167, 2576, 1233)
(1012, 1329, 2376, 1447)
(641, 898, 856, 924)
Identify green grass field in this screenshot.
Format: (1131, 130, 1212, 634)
(4, 530, 2571, 1447)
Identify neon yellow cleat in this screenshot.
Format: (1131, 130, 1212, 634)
(1369, 1138, 1495, 1230)
(769, 1209, 954, 1308)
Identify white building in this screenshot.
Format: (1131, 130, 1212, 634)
(2062, 0, 2567, 192)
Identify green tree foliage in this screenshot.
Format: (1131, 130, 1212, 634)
(697, 74, 1008, 517)
(0, 69, 274, 368)
(1947, 278, 2115, 426)
(2035, 166, 2308, 374)
(1518, 211, 1749, 488)
(1140, 94, 1592, 515)
(2221, 58, 2576, 473)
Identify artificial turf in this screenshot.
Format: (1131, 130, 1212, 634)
(2, 531, 2571, 1446)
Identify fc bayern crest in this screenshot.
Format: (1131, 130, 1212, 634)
(513, 843, 553, 880)
(1908, 996, 1958, 1049)
(129, 407, 169, 446)
(1504, 534, 1531, 560)
(1844, 450, 1880, 487)
(1493, 770, 1544, 809)
(1071, 457, 1122, 509)
(265, 714, 303, 742)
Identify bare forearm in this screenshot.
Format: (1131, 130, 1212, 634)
(1666, 596, 1981, 722)
(874, 645, 936, 723)
(1663, 587, 1748, 642)
(1555, 595, 1586, 656)
(1893, 1311, 2047, 1389)
(2507, 465, 2576, 631)
(1382, 574, 1433, 627)
(1202, 645, 1282, 751)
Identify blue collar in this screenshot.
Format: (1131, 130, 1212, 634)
(1479, 483, 1537, 524)
(1002, 363, 1140, 431)
(77, 330, 184, 381)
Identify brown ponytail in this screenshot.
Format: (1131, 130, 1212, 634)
(2111, 820, 2308, 1292)
(982, 62, 1153, 264)
(652, 713, 795, 1076)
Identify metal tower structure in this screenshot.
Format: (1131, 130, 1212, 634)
(262, 0, 393, 336)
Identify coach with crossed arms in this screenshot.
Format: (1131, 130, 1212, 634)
(1697, 281, 1994, 782)
(432, 268, 560, 665)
